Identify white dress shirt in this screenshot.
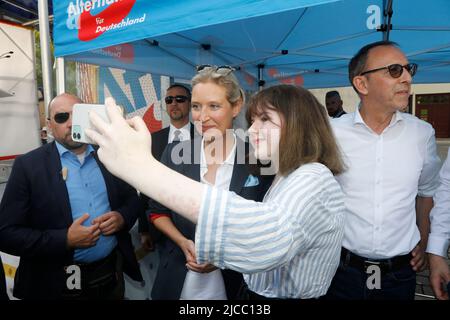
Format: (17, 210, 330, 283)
(199, 135, 236, 190)
(427, 148, 450, 257)
(168, 123, 191, 143)
(195, 163, 345, 299)
(332, 109, 441, 259)
(180, 135, 236, 300)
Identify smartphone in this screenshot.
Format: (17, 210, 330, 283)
(71, 103, 110, 145)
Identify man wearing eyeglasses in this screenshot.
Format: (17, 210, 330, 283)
(326, 41, 441, 300)
(138, 84, 195, 253)
(0, 93, 143, 299)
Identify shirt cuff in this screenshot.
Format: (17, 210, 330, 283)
(417, 191, 435, 198)
(426, 234, 450, 257)
(149, 213, 170, 222)
(195, 185, 229, 268)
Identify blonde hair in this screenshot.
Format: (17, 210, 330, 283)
(191, 67, 245, 106)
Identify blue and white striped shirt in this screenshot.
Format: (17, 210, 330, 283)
(195, 163, 345, 299)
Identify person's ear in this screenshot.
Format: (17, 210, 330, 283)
(353, 75, 369, 96)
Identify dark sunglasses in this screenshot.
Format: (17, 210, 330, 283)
(196, 64, 235, 75)
(53, 112, 70, 124)
(360, 63, 418, 78)
(165, 95, 189, 104)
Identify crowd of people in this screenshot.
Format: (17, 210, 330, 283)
(0, 40, 449, 300)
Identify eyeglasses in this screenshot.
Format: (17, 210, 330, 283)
(360, 63, 418, 78)
(53, 112, 70, 124)
(196, 64, 235, 76)
(165, 95, 189, 104)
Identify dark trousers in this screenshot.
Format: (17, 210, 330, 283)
(61, 249, 125, 300)
(324, 250, 416, 300)
(0, 256, 8, 300)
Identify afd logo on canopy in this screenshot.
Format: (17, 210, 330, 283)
(366, 5, 381, 30)
(65, 0, 146, 42)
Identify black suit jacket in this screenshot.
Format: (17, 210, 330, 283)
(138, 123, 196, 233)
(0, 142, 143, 299)
(151, 124, 196, 162)
(150, 137, 272, 300)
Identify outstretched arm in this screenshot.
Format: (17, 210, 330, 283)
(86, 98, 204, 224)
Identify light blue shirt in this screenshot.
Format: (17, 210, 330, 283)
(56, 142, 117, 263)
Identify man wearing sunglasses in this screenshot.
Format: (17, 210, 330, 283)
(153, 83, 195, 160)
(138, 84, 196, 256)
(0, 93, 143, 299)
(326, 41, 441, 300)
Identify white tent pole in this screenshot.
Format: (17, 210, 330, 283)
(56, 57, 65, 94)
(38, 0, 53, 119)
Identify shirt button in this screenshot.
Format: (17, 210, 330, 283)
(85, 183, 88, 187)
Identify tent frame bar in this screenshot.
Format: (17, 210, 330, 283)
(382, 0, 394, 41)
(38, 0, 53, 119)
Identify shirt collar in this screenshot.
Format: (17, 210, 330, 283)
(353, 105, 404, 129)
(200, 133, 237, 169)
(55, 141, 94, 158)
(390, 110, 404, 126)
(224, 136, 237, 166)
(169, 123, 191, 142)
